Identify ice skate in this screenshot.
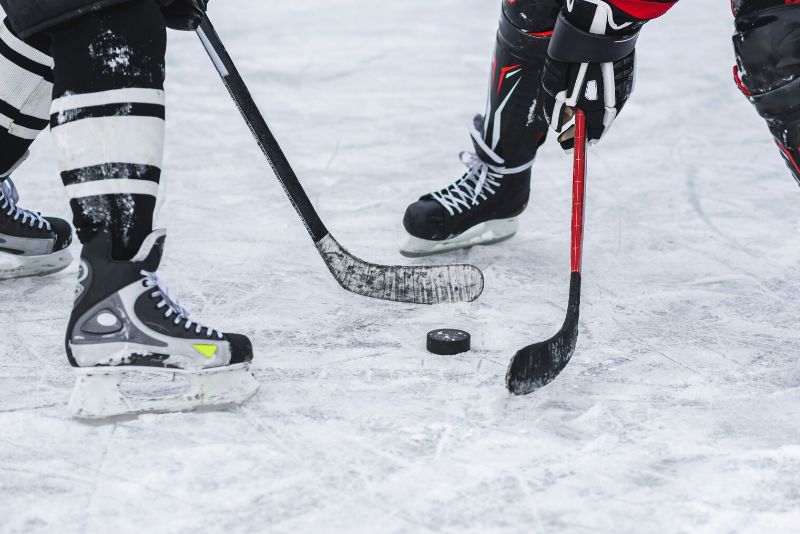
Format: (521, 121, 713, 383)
(66, 229, 259, 419)
(401, 10, 551, 257)
(400, 116, 532, 257)
(0, 179, 73, 279)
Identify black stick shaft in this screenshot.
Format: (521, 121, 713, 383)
(196, 17, 328, 242)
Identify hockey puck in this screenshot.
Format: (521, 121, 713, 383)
(427, 329, 471, 355)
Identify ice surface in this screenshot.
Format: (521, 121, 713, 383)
(1, 1, 799, 533)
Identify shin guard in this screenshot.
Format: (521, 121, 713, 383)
(483, 3, 556, 170)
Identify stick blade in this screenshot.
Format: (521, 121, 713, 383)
(505, 323, 578, 395)
(506, 273, 581, 395)
(316, 233, 484, 304)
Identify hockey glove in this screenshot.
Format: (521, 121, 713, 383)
(541, 1, 641, 149)
(160, 0, 209, 31)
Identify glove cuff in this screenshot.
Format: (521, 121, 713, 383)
(548, 11, 638, 63)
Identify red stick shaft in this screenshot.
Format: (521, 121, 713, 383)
(570, 110, 587, 274)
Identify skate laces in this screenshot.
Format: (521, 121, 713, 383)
(0, 180, 51, 230)
(141, 270, 223, 339)
(431, 123, 535, 217)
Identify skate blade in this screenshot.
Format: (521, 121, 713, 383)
(399, 218, 518, 258)
(0, 250, 73, 280)
(68, 363, 260, 420)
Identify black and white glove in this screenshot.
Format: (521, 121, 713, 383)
(541, 1, 642, 149)
(160, 0, 209, 31)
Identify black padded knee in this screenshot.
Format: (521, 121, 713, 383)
(734, 4, 800, 184)
(732, 0, 789, 19)
(734, 4, 800, 97)
(502, 0, 563, 35)
(497, 4, 552, 62)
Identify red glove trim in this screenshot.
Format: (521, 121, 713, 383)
(608, 0, 677, 20)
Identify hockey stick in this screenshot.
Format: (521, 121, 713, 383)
(505, 109, 587, 395)
(195, 17, 484, 304)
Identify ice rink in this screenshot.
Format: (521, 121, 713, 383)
(1, 1, 799, 532)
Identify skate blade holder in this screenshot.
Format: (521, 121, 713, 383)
(68, 364, 259, 419)
(0, 250, 73, 280)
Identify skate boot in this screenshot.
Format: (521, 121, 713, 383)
(400, 116, 533, 257)
(0, 179, 73, 279)
(66, 229, 259, 418)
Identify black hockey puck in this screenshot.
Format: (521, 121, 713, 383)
(427, 329, 471, 355)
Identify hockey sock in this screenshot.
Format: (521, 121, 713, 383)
(46, 1, 167, 261)
(0, 19, 52, 178)
(480, 1, 556, 171)
(733, 2, 800, 186)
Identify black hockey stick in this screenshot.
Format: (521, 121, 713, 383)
(506, 109, 587, 395)
(196, 17, 484, 305)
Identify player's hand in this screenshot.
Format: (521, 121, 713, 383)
(160, 0, 209, 31)
(542, 50, 636, 149)
(540, 2, 641, 150)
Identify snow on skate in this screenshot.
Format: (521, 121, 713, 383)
(66, 229, 258, 418)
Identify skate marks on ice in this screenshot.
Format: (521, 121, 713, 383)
(675, 134, 759, 258)
(316, 234, 484, 305)
(3, 0, 800, 532)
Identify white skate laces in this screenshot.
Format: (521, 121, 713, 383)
(141, 270, 223, 339)
(0, 179, 51, 230)
(432, 123, 535, 216)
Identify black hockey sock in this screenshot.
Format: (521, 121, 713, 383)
(46, 1, 167, 261)
(0, 18, 52, 178)
(482, 2, 555, 170)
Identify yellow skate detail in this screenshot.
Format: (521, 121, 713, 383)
(193, 344, 218, 358)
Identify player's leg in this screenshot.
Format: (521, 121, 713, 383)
(400, 0, 561, 257)
(43, 1, 257, 417)
(0, 19, 72, 279)
(733, 0, 800, 185)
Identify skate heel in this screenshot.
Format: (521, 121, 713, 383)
(68, 368, 130, 419)
(68, 364, 260, 419)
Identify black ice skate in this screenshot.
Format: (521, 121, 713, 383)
(401, 8, 550, 257)
(66, 229, 259, 418)
(400, 116, 533, 257)
(0, 179, 73, 279)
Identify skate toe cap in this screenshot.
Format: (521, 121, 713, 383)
(46, 217, 73, 251)
(403, 197, 448, 240)
(225, 333, 254, 364)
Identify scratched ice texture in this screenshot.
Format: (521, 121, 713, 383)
(1, 1, 798, 533)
